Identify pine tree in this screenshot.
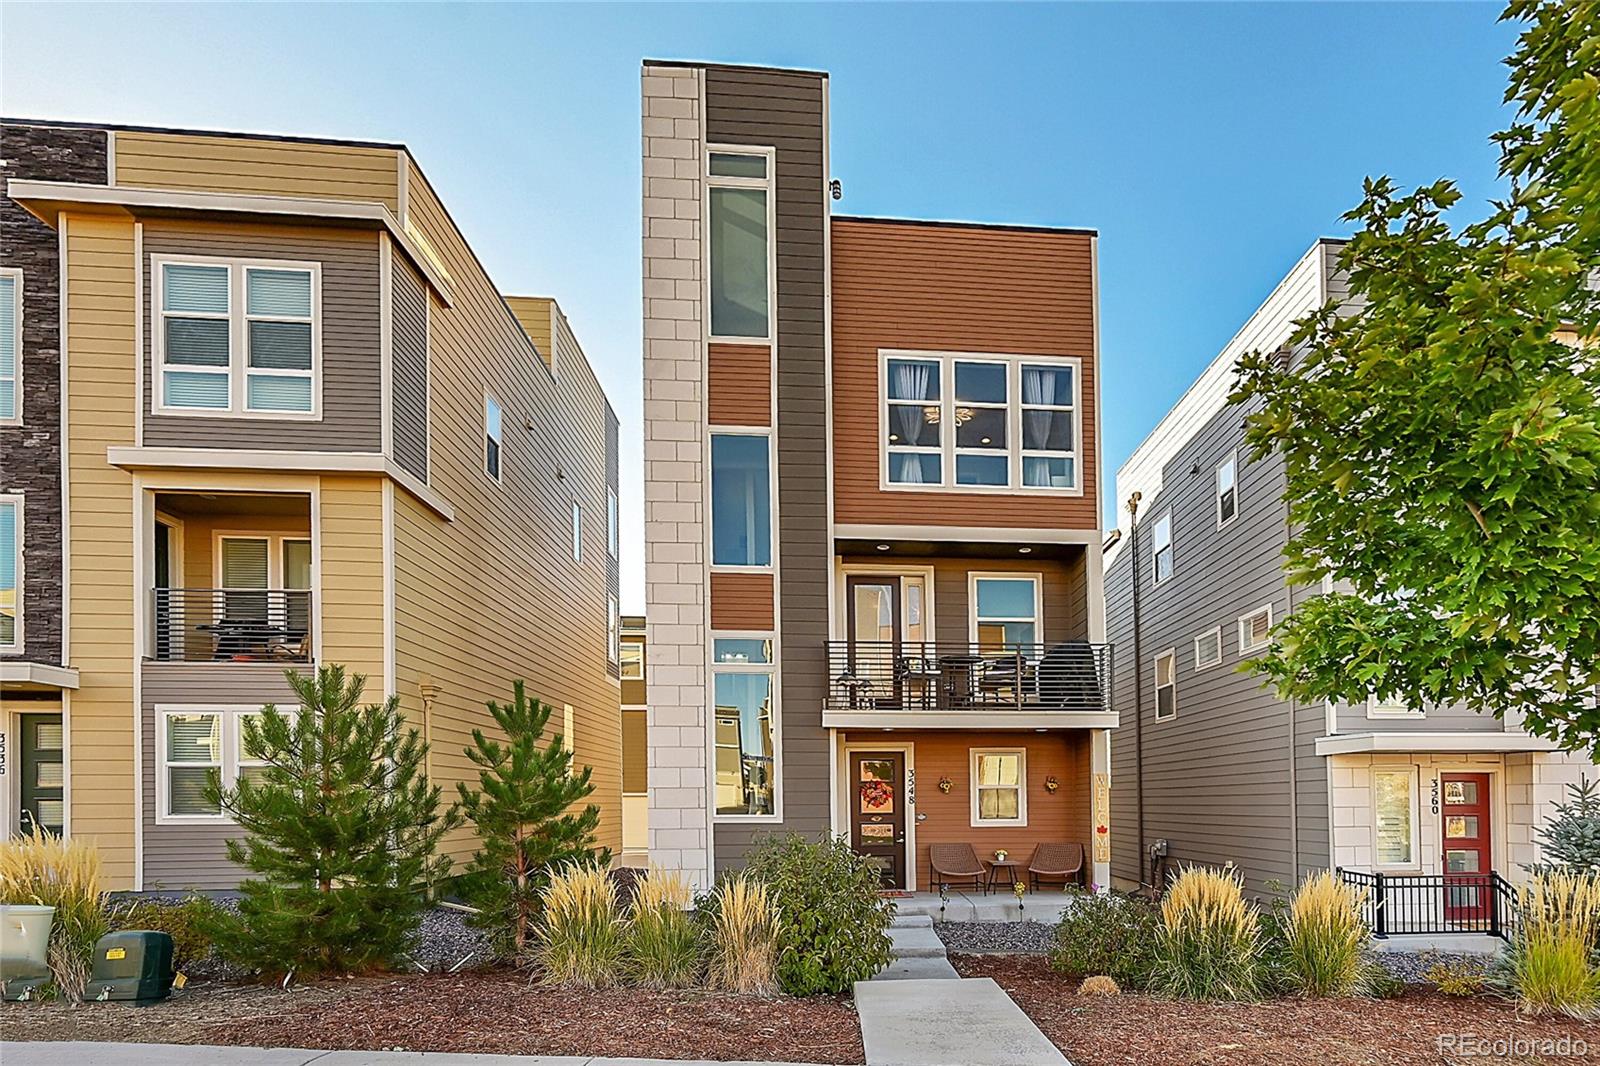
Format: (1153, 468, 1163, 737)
(457, 681, 609, 961)
(1532, 778, 1600, 875)
(206, 664, 460, 977)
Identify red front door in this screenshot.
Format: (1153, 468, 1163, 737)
(1440, 773, 1492, 922)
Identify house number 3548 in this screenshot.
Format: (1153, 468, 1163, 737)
(1430, 779, 1440, 816)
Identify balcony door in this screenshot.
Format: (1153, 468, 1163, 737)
(846, 575, 928, 705)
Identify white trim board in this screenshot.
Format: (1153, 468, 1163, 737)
(1315, 732, 1562, 756)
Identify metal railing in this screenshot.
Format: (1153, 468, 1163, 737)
(151, 587, 313, 663)
(1338, 868, 1518, 940)
(824, 641, 1113, 714)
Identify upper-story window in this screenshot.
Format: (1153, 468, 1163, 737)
(1216, 452, 1238, 528)
(620, 640, 644, 680)
(0, 495, 19, 650)
(1151, 511, 1173, 585)
(484, 395, 503, 481)
(154, 258, 320, 418)
(1154, 649, 1177, 720)
(0, 268, 20, 425)
(607, 595, 619, 666)
(608, 487, 619, 560)
(707, 150, 771, 340)
(1238, 604, 1273, 653)
(970, 574, 1041, 649)
(883, 353, 1081, 492)
(710, 433, 771, 567)
(571, 501, 583, 564)
(1193, 625, 1222, 671)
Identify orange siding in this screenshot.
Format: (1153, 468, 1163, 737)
(841, 552, 1089, 644)
(708, 343, 772, 426)
(710, 571, 775, 630)
(831, 219, 1098, 530)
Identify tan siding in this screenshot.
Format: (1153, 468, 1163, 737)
(114, 132, 400, 212)
(503, 296, 554, 369)
(64, 214, 139, 887)
(622, 709, 647, 794)
(831, 219, 1099, 530)
(318, 477, 386, 687)
(708, 343, 771, 426)
(710, 571, 775, 631)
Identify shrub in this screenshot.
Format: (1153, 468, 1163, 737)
(1151, 865, 1260, 1002)
(1279, 871, 1378, 997)
(537, 862, 624, 988)
(111, 895, 223, 971)
(457, 682, 609, 962)
(1424, 953, 1488, 997)
(1078, 974, 1121, 996)
(627, 866, 699, 988)
(0, 829, 108, 1002)
(707, 874, 778, 995)
(1533, 778, 1600, 876)
(743, 833, 894, 995)
(1504, 870, 1600, 1018)
(206, 665, 460, 978)
(1048, 889, 1160, 990)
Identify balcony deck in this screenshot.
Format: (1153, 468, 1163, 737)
(151, 587, 312, 664)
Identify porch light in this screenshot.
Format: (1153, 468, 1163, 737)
(1018, 546, 1033, 554)
(876, 544, 890, 551)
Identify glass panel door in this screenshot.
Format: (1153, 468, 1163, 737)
(846, 577, 901, 705)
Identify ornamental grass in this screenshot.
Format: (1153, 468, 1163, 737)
(707, 874, 778, 995)
(0, 828, 109, 1002)
(1281, 870, 1378, 997)
(535, 862, 624, 989)
(1152, 864, 1260, 1002)
(1507, 871, 1600, 1019)
(626, 865, 700, 989)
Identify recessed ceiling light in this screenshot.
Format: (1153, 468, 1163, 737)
(1035, 728, 1048, 733)
(876, 544, 891, 551)
(1018, 546, 1033, 554)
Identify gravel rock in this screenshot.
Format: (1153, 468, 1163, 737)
(935, 920, 1055, 955)
(411, 906, 493, 971)
(1374, 949, 1492, 985)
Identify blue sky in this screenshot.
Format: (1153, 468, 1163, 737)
(3, 2, 1519, 611)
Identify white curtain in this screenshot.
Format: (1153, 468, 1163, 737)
(1022, 367, 1055, 450)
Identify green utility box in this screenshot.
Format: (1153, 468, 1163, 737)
(87, 930, 174, 1003)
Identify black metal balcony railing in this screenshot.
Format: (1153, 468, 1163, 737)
(1338, 868, 1518, 940)
(151, 587, 313, 663)
(825, 641, 1113, 714)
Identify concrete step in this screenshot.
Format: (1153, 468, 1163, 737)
(871, 955, 961, 981)
(892, 913, 935, 929)
(887, 923, 948, 959)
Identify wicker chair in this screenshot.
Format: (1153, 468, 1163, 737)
(1027, 843, 1086, 890)
(929, 843, 988, 894)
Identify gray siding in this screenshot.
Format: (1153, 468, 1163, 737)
(141, 221, 382, 451)
(391, 251, 430, 480)
(703, 66, 831, 870)
(140, 662, 303, 890)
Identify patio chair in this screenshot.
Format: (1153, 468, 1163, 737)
(929, 843, 987, 894)
(1027, 843, 1086, 890)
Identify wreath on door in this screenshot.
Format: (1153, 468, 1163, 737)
(859, 779, 893, 810)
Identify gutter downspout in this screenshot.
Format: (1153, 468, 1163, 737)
(1127, 491, 1146, 881)
(1284, 485, 1300, 882)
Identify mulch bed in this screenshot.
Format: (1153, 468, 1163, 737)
(2, 969, 865, 1064)
(955, 954, 1600, 1065)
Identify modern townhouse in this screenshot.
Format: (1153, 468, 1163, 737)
(0, 118, 623, 890)
(641, 61, 1114, 893)
(1104, 239, 1597, 916)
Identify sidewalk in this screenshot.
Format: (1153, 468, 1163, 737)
(1, 1046, 831, 1066)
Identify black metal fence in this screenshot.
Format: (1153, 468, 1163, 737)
(825, 640, 1113, 713)
(1338, 868, 1518, 940)
(151, 587, 313, 663)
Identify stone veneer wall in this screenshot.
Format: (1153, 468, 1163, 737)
(641, 65, 711, 888)
(1, 122, 109, 666)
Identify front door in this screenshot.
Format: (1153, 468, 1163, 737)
(18, 714, 65, 837)
(851, 751, 907, 889)
(1441, 772, 1492, 922)
(846, 577, 902, 706)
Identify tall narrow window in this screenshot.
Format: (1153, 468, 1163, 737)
(1216, 452, 1238, 528)
(608, 487, 619, 560)
(163, 711, 223, 818)
(713, 637, 776, 818)
(1373, 769, 1416, 866)
(620, 641, 644, 680)
(885, 358, 942, 484)
(954, 361, 1008, 486)
(244, 268, 315, 413)
(0, 269, 19, 423)
(1152, 512, 1173, 585)
(0, 496, 18, 649)
(1154, 649, 1176, 720)
(707, 152, 769, 338)
(571, 501, 583, 564)
(484, 396, 503, 480)
(160, 263, 232, 410)
(1020, 364, 1076, 488)
(710, 434, 771, 566)
(608, 595, 620, 666)
(971, 575, 1040, 649)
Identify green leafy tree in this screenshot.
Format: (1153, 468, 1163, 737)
(206, 664, 460, 977)
(1232, 0, 1600, 755)
(456, 682, 609, 961)
(1533, 778, 1600, 874)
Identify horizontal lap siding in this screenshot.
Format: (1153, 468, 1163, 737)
(705, 67, 831, 869)
(391, 253, 430, 481)
(114, 132, 400, 213)
(839, 553, 1088, 644)
(710, 571, 774, 630)
(140, 221, 382, 451)
(708, 344, 771, 426)
(831, 220, 1098, 530)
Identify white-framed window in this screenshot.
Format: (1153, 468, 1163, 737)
(1368, 694, 1426, 720)
(710, 433, 772, 567)
(1373, 767, 1419, 867)
(620, 640, 644, 680)
(1216, 452, 1238, 529)
(1193, 626, 1223, 671)
(157, 706, 271, 823)
(971, 748, 1027, 827)
(1154, 649, 1177, 720)
(1238, 605, 1273, 653)
(969, 573, 1042, 649)
(1151, 511, 1173, 586)
(607, 595, 619, 667)
(571, 501, 583, 564)
(562, 704, 575, 759)
(484, 394, 503, 481)
(608, 487, 619, 560)
(706, 148, 773, 341)
(0, 494, 20, 650)
(881, 351, 1081, 493)
(0, 267, 21, 425)
(153, 257, 320, 418)
(712, 634, 778, 820)
(214, 533, 311, 636)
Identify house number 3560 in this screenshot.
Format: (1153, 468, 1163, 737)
(1430, 779, 1440, 816)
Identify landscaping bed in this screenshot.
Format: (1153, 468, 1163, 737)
(954, 954, 1600, 1066)
(1, 969, 865, 1064)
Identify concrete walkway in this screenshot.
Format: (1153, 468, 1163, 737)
(872, 914, 959, 980)
(853, 979, 1067, 1066)
(1, 1047, 828, 1066)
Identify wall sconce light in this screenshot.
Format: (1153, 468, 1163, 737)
(937, 776, 954, 794)
(1043, 776, 1060, 794)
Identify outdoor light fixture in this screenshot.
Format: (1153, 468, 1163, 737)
(939, 881, 949, 922)
(1018, 546, 1033, 554)
(876, 544, 891, 551)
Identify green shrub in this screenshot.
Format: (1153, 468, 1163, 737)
(1151, 865, 1260, 1002)
(626, 866, 700, 988)
(707, 874, 778, 995)
(1533, 778, 1600, 876)
(1048, 890, 1160, 990)
(112, 895, 223, 970)
(1424, 953, 1488, 997)
(1279, 871, 1378, 997)
(743, 833, 894, 996)
(1503, 871, 1600, 1018)
(536, 862, 625, 988)
(0, 829, 109, 1002)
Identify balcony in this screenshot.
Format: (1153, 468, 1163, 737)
(824, 640, 1114, 730)
(151, 588, 313, 663)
